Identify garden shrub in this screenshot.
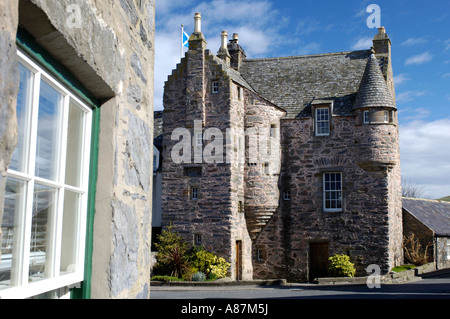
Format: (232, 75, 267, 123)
(152, 225, 231, 281)
(192, 272, 206, 282)
(328, 254, 356, 277)
(190, 248, 230, 279)
(153, 225, 191, 278)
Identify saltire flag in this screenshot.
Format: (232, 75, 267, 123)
(182, 28, 189, 48)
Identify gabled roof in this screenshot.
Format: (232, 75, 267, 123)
(403, 198, 450, 237)
(240, 50, 372, 118)
(353, 54, 396, 110)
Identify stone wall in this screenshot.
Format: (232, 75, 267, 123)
(1, 0, 155, 299)
(253, 114, 402, 281)
(0, 0, 19, 264)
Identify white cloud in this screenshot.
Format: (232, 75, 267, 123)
(400, 118, 450, 199)
(351, 36, 372, 50)
(442, 73, 450, 79)
(401, 37, 427, 46)
(396, 90, 426, 103)
(393, 74, 409, 86)
(405, 52, 433, 65)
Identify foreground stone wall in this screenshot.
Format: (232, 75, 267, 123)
(0, 0, 19, 263)
(1, 0, 154, 299)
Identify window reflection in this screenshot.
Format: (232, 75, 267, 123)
(35, 81, 62, 181)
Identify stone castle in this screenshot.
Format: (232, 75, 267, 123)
(160, 13, 403, 282)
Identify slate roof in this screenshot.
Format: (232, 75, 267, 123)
(353, 54, 396, 110)
(403, 198, 450, 236)
(240, 50, 372, 118)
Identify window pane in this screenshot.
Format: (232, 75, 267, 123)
(35, 81, 63, 181)
(29, 184, 57, 282)
(0, 178, 27, 289)
(65, 102, 84, 187)
(10, 63, 33, 173)
(60, 191, 80, 275)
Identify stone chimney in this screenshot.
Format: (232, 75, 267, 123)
(227, 33, 246, 71)
(189, 12, 207, 51)
(217, 31, 231, 64)
(372, 26, 395, 97)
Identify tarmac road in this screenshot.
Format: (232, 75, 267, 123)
(150, 275, 450, 299)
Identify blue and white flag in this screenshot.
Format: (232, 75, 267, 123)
(182, 29, 189, 48)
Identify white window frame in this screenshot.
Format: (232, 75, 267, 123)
(315, 107, 330, 136)
(191, 187, 198, 200)
(363, 110, 370, 124)
(0, 50, 92, 299)
(195, 132, 203, 146)
(211, 81, 219, 94)
(446, 239, 450, 261)
(323, 172, 343, 212)
(383, 110, 389, 123)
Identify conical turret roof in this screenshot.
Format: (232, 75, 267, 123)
(353, 54, 396, 110)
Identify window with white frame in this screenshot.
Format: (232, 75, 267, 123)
(323, 172, 342, 212)
(195, 132, 203, 146)
(315, 107, 330, 136)
(383, 110, 389, 123)
(0, 50, 92, 298)
(211, 81, 219, 94)
(191, 187, 198, 200)
(363, 110, 370, 124)
(447, 239, 450, 261)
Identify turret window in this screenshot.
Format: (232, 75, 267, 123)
(363, 111, 370, 124)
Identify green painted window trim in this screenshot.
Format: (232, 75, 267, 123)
(16, 26, 100, 299)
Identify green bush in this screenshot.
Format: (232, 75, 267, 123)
(152, 225, 191, 278)
(152, 226, 232, 281)
(190, 248, 230, 279)
(328, 254, 356, 277)
(192, 272, 206, 282)
(151, 275, 184, 282)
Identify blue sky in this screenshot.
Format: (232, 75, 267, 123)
(154, 0, 450, 198)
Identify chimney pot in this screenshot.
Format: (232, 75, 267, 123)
(378, 26, 385, 34)
(194, 12, 202, 33)
(232, 33, 239, 43)
(221, 31, 228, 49)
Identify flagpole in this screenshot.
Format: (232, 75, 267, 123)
(181, 24, 184, 59)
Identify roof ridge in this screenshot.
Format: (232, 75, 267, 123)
(243, 50, 371, 62)
(403, 197, 450, 204)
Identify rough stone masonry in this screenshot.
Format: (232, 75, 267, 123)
(0, 0, 155, 298)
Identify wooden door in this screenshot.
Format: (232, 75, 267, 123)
(309, 242, 329, 282)
(235, 241, 242, 281)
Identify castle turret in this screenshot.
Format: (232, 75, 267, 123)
(354, 52, 398, 171)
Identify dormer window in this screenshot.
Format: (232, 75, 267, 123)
(315, 107, 330, 136)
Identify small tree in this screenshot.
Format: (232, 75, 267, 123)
(153, 224, 191, 278)
(403, 234, 432, 266)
